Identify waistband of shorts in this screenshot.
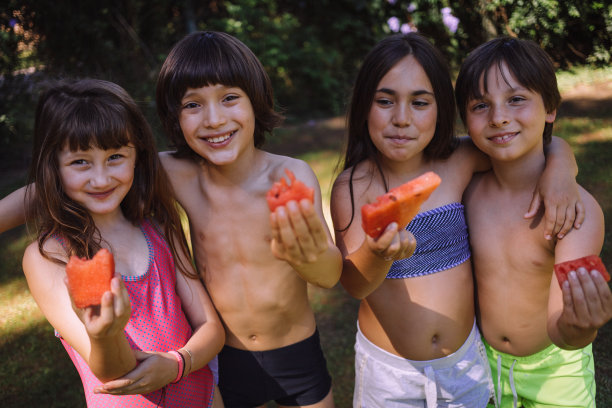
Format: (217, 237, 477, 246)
(222, 327, 320, 356)
(482, 337, 592, 364)
(356, 320, 480, 369)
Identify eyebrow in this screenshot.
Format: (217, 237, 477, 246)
(376, 87, 434, 97)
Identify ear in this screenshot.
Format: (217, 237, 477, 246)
(545, 109, 557, 123)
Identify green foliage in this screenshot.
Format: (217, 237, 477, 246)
(0, 0, 610, 158)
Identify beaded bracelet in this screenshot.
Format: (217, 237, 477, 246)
(168, 350, 185, 383)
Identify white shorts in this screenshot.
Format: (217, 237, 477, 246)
(353, 321, 494, 408)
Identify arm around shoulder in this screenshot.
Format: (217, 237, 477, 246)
(0, 186, 29, 233)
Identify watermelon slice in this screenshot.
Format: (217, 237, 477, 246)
(65, 248, 115, 308)
(267, 168, 315, 212)
(553, 255, 610, 288)
(361, 171, 442, 238)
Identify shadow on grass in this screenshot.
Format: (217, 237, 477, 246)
(0, 321, 85, 407)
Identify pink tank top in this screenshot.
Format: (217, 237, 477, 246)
(59, 220, 213, 407)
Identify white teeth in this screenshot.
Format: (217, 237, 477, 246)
(208, 132, 232, 143)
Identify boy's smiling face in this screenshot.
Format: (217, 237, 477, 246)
(179, 84, 255, 166)
(465, 61, 556, 162)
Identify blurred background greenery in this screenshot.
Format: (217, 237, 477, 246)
(1, 1, 611, 407)
(1, 0, 611, 167)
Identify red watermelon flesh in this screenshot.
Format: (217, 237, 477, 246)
(267, 168, 315, 212)
(553, 255, 610, 288)
(361, 171, 442, 238)
(66, 248, 115, 308)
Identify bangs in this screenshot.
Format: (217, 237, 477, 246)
(61, 98, 132, 152)
(167, 34, 253, 103)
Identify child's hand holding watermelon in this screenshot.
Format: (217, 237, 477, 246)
(555, 255, 612, 345)
(268, 169, 325, 265)
(66, 249, 132, 340)
(268, 167, 342, 287)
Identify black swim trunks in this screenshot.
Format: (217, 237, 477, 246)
(218, 329, 333, 407)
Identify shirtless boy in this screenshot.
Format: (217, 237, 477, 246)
(456, 37, 612, 407)
(155, 31, 342, 407)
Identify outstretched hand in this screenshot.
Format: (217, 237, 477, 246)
(559, 267, 612, 341)
(94, 350, 178, 395)
(366, 222, 416, 263)
(269, 199, 329, 266)
(70, 275, 131, 340)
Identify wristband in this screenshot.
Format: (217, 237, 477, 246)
(180, 348, 194, 377)
(168, 350, 184, 383)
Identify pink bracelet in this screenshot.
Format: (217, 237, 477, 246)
(168, 350, 184, 383)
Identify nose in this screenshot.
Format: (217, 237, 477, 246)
(392, 103, 410, 127)
(203, 103, 227, 128)
(489, 105, 509, 127)
(89, 165, 111, 188)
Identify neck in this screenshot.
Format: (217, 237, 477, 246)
(204, 147, 265, 186)
(92, 208, 130, 234)
(378, 152, 428, 187)
(490, 148, 546, 191)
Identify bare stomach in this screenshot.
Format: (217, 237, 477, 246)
(207, 269, 317, 351)
(479, 303, 552, 357)
(359, 267, 475, 361)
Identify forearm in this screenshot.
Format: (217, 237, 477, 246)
(293, 244, 343, 289)
(180, 321, 225, 377)
(0, 186, 28, 233)
(341, 240, 393, 299)
(88, 335, 137, 382)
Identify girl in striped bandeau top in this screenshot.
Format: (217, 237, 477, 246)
(330, 33, 582, 408)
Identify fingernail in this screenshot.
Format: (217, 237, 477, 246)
(557, 233, 564, 239)
(545, 234, 552, 240)
(569, 271, 577, 279)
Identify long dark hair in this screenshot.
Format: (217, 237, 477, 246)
(455, 36, 560, 145)
(156, 31, 284, 160)
(26, 79, 196, 278)
(339, 33, 457, 231)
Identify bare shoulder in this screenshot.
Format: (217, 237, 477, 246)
(23, 238, 66, 270)
(330, 161, 377, 231)
(159, 151, 200, 178)
(265, 152, 317, 186)
(449, 136, 490, 173)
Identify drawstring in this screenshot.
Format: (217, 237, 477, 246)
(424, 365, 437, 408)
(509, 359, 518, 408)
(496, 356, 502, 407)
(496, 355, 518, 408)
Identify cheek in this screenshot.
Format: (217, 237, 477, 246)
(367, 107, 388, 135)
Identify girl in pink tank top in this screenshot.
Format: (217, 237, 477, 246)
(20, 79, 225, 407)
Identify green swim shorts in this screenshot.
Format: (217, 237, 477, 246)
(483, 338, 595, 408)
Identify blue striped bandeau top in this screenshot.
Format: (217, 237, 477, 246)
(386, 202, 471, 279)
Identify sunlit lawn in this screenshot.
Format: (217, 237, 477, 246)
(1, 70, 611, 407)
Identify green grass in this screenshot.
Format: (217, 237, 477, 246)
(1, 78, 611, 407)
(556, 66, 612, 94)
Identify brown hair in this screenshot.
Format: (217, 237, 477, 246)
(26, 79, 196, 278)
(339, 33, 457, 231)
(455, 36, 561, 144)
(156, 31, 283, 160)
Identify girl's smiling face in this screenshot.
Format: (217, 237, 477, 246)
(367, 55, 438, 164)
(58, 144, 136, 219)
(179, 84, 256, 166)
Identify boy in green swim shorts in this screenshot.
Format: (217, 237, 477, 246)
(455, 37, 612, 408)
